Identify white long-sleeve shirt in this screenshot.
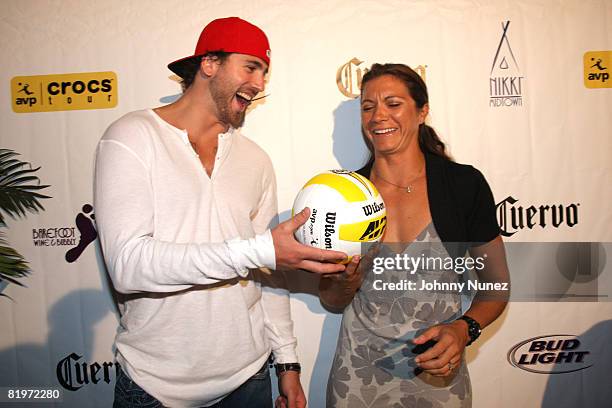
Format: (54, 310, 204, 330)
(94, 109, 297, 407)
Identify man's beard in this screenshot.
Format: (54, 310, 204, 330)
(209, 76, 246, 128)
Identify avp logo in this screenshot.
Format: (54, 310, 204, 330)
(508, 335, 592, 374)
(496, 196, 579, 237)
(14, 81, 37, 107)
(584, 51, 611, 88)
(336, 58, 427, 98)
(489, 21, 525, 108)
(11, 72, 117, 113)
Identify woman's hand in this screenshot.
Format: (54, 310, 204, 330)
(318, 255, 362, 310)
(412, 320, 470, 377)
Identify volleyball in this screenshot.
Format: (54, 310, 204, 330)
(292, 170, 387, 259)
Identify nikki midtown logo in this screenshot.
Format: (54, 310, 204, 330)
(489, 21, 525, 108)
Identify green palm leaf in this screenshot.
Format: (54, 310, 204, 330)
(0, 149, 51, 226)
(0, 232, 29, 285)
(0, 149, 51, 293)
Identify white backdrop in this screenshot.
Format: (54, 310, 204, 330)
(1, 0, 611, 407)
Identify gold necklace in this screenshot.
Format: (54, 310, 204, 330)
(373, 166, 425, 193)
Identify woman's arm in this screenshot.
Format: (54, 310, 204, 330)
(413, 236, 510, 376)
(458, 236, 510, 332)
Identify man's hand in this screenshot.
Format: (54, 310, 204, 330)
(272, 208, 347, 274)
(275, 371, 306, 408)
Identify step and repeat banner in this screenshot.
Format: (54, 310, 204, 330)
(1, 1, 611, 407)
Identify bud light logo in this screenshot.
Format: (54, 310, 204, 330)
(507, 335, 592, 374)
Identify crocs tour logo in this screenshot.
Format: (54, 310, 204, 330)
(11, 72, 117, 113)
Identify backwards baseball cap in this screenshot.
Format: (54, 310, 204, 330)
(168, 17, 271, 79)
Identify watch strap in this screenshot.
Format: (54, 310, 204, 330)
(458, 315, 482, 346)
(275, 362, 301, 376)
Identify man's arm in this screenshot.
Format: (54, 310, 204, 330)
(94, 139, 278, 294)
(95, 136, 346, 295)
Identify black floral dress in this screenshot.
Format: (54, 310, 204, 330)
(326, 223, 471, 408)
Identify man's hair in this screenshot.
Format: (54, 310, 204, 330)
(180, 51, 231, 91)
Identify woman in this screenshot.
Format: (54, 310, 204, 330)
(321, 63, 510, 408)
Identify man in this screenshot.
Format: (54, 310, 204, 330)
(94, 17, 346, 408)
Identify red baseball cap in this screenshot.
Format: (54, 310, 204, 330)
(168, 17, 271, 79)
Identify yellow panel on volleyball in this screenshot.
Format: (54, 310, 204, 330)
(303, 172, 378, 203)
(339, 213, 387, 242)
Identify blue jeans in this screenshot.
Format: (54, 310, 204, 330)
(113, 363, 272, 408)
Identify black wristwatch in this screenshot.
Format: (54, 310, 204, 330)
(458, 315, 482, 346)
(275, 362, 301, 376)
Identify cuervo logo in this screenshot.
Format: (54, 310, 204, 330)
(56, 353, 119, 391)
(336, 58, 426, 99)
(496, 196, 579, 237)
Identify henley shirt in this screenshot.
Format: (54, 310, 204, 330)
(94, 109, 297, 407)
